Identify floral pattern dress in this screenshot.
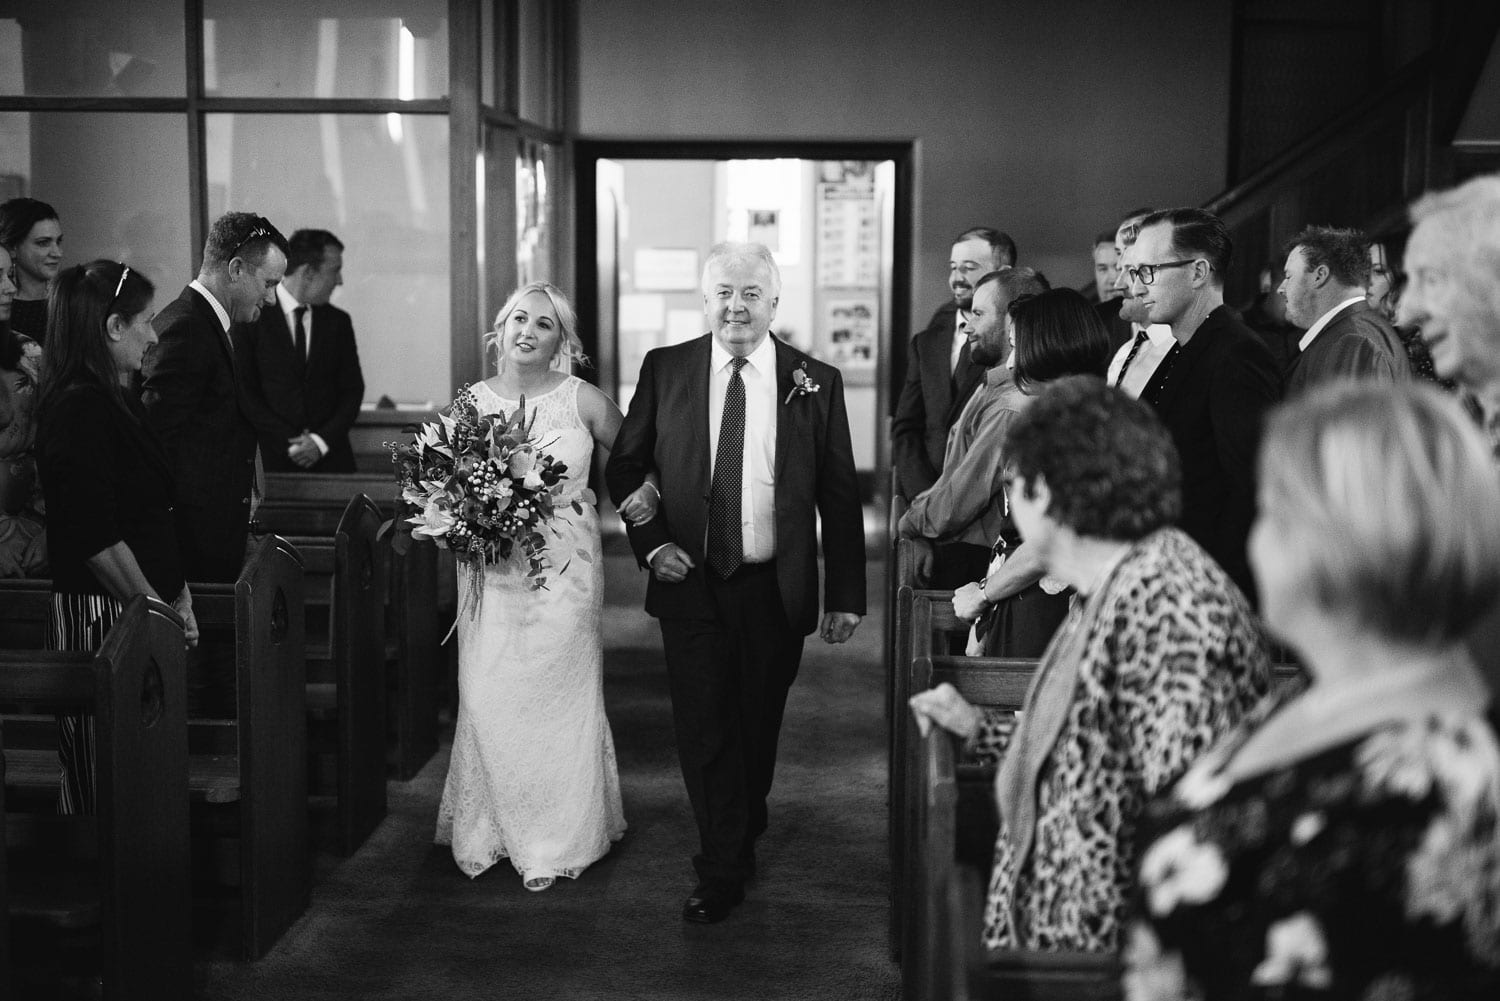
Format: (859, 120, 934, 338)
(1127, 699, 1500, 1001)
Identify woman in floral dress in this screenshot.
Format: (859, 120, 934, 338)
(1126, 381, 1500, 1001)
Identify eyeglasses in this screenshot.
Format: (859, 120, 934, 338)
(107, 263, 131, 313)
(231, 217, 275, 259)
(1124, 259, 1200, 286)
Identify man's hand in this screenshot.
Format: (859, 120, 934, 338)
(649, 543, 695, 583)
(909, 538, 935, 585)
(287, 432, 320, 469)
(819, 611, 861, 644)
(908, 682, 983, 741)
(952, 580, 990, 623)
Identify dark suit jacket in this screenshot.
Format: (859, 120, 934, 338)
(140, 285, 258, 580)
(605, 334, 866, 636)
(890, 302, 984, 499)
(1147, 305, 1282, 600)
(1095, 296, 1134, 354)
(1285, 300, 1411, 397)
(235, 301, 365, 472)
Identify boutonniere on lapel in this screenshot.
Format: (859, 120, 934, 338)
(783, 363, 821, 405)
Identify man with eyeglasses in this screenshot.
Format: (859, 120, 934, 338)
(142, 211, 289, 582)
(891, 226, 1016, 504)
(1105, 207, 1176, 400)
(1120, 207, 1280, 602)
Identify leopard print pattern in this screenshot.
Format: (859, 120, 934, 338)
(974, 528, 1273, 952)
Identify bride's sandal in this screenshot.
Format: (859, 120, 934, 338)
(524, 876, 555, 892)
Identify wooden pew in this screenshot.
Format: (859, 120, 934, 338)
(0, 595, 192, 999)
(286, 495, 388, 855)
(0, 538, 309, 960)
(258, 472, 444, 781)
(187, 535, 309, 958)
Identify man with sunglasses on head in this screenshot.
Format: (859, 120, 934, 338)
(1120, 207, 1280, 603)
(142, 211, 289, 582)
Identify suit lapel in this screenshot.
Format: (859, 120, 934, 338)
(686, 335, 712, 498)
(774, 336, 797, 480)
(189, 287, 238, 375)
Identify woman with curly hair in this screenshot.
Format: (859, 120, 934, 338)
(911, 376, 1272, 952)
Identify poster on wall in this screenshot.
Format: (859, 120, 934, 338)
(748, 209, 780, 252)
(822, 295, 878, 372)
(816, 164, 880, 289)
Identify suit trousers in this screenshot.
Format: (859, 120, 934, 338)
(659, 560, 805, 886)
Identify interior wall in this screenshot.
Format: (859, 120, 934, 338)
(576, 0, 1233, 336)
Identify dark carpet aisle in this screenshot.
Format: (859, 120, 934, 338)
(195, 545, 899, 1000)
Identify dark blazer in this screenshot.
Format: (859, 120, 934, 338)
(890, 302, 984, 499)
(36, 382, 184, 600)
(1095, 296, 1135, 354)
(1146, 305, 1282, 600)
(1285, 300, 1411, 397)
(141, 285, 258, 582)
(605, 333, 866, 636)
(235, 301, 365, 472)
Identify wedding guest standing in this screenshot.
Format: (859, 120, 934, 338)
(236, 229, 365, 472)
(0, 197, 64, 344)
(1125, 382, 1500, 1001)
(0, 242, 47, 576)
(35, 260, 197, 814)
(910, 377, 1271, 952)
(141, 212, 287, 582)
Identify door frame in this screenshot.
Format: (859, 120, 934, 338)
(573, 138, 916, 491)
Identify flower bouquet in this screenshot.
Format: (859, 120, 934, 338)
(384, 386, 593, 598)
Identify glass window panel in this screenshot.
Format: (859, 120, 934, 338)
(202, 2, 447, 100)
(205, 113, 451, 407)
(0, 2, 186, 98)
(516, 0, 555, 126)
(516, 137, 555, 287)
(0, 111, 192, 295)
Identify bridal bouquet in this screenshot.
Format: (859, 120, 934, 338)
(385, 386, 593, 592)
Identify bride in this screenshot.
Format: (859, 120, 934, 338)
(435, 281, 655, 890)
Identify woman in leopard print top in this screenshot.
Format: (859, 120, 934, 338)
(911, 377, 1273, 952)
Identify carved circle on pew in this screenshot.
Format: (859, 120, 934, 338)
(272, 587, 289, 642)
(141, 657, 165, 728)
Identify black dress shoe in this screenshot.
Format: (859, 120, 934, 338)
(682, 881, 745, 924)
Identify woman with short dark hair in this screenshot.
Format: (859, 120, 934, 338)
(954, 287, 1113, 656)
(911, 376, 1271, 952)
(0, 241, 46, 575)
(36, 259, 196, 814)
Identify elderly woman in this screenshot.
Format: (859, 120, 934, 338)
(36, 260, 197, 814)
(1125, 382, 1500, 1001)
(910, 376, 1271, 952)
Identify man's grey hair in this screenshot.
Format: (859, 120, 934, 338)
(1408, 174, 1500, 328)
(702, 241, 782, 299)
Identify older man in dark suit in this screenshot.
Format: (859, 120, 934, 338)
(606, 241, 866, 924)
(890, 226, 1015, 500)
(141, 212, 287, 582)
(236, 229, 366, 472)
(1121, 208, 1281, 601)
(1278, 224, 1410, 396)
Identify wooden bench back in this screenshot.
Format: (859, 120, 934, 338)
(0, 596, 191, 998)
(331, 494, 388, 853)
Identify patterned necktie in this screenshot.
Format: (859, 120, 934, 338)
(293, 305, 308, 365)
(1114, 328, 1150, 387)
(707, 357, 748, 579)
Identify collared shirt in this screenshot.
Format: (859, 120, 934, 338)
(276, 283, 314, 357)
(898, 365, 1026, 549)
(1298, 295, 1367, 352)
(189, 279, 232, 334)
(951, 308, 971, 371)
(1106, 323, 1176, 399)
(709, 334, 778, 562)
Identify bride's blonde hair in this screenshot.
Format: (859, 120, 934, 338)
(484, 281, 590, 373)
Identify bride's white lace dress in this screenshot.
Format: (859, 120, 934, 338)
(435, 376, 626, 881)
